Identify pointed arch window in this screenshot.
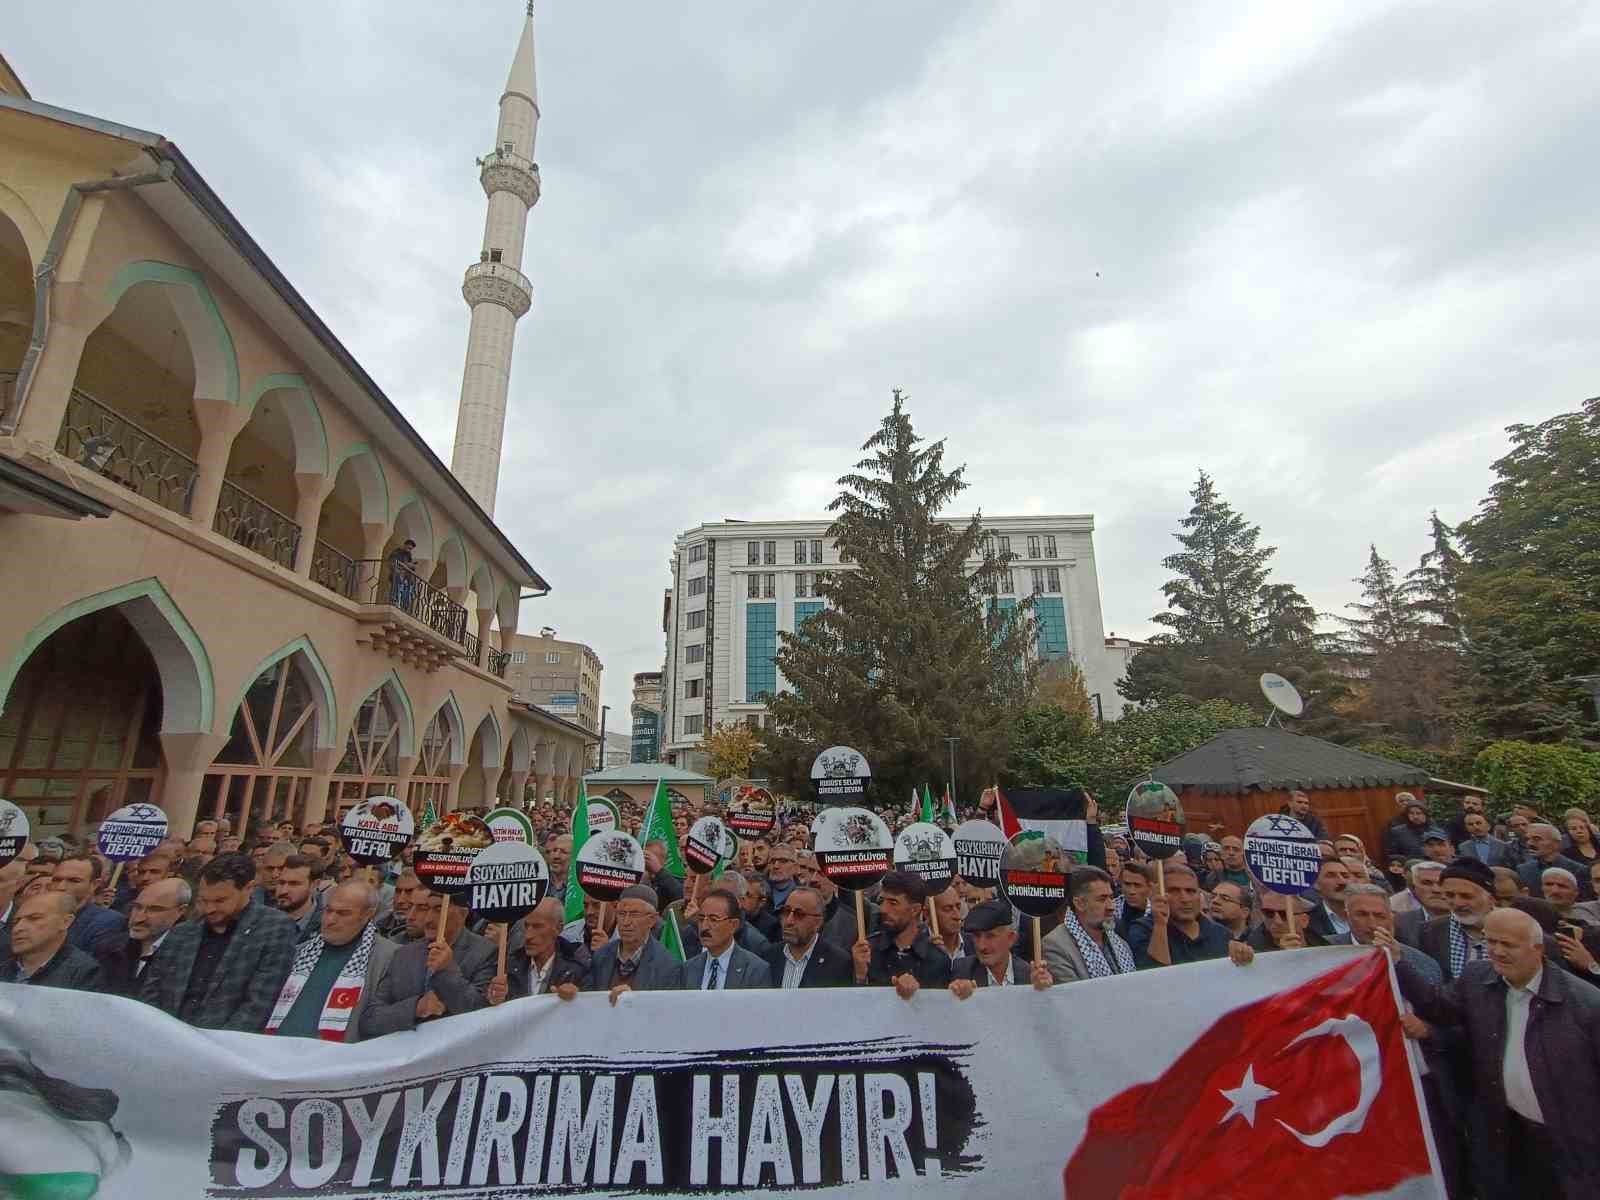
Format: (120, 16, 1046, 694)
(204, 656, 320, 831)
(407, 707, 458, 817)
(330, 688, 405, 820)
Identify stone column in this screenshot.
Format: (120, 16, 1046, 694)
(302, 746, 342, 825)
(12, 321, 92, 449)
(188, 399, 248, 531)
(479, 763, 505, 809)
(444, 763, 468, 812)
(535, 772, 553, 806)
(508, 769, 530, 808)
(395, 754, 419, 816)
(157, 731, 230, 837)
(475, 608, 494, 666)
(291, 473, 333, 576)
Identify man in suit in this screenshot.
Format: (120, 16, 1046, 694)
(1044, 866, 1138, 983)
(359, 887, 495, 1037)
(1385, 908, 1600, 1199)
(0, 849, 28, 960)
(48, 851, 126, 956)
(489, 898, 586, 1005)
(0, 891, 104, 991)
(585, 884, 682, 1001)
(1394, 861, 1449, 947)
(1458, 811, 1513, 867)
(139, 852, 298, 1031)
(1518, 823, 1594, 900)
(1306, 855, 1354, 942)
(265, 880, 396, 1043)
(1414, 857, 1497, 980)
(98, 876, 191, 995)
(763, 884, 853, 988)
(949, 899, 1052, 995)
(683, 891, 770, 990)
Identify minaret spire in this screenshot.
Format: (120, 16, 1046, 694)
(449, 6, 541, 516)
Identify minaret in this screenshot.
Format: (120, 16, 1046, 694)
(450, 3, 540, 516)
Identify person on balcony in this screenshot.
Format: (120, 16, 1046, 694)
(388, 539, 416, 609)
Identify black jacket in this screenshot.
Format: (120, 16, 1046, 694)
(1398, 958, 1600, 1199)
(951, 953, 1029, 986)
(1, 942, 104, 991)
(761, 937, 854, 987)
(1384, 821, 1429, 864)
(503, 941, 588, 999)
(1520, 853, 1596, 901)
(745, 905, 781, 944)
(822, 892, 878, 951)
(95, 936, 158, 996)
(860, 928, 952, 988)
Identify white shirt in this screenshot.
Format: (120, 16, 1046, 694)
(701, 944, 735, 990)
(781, 937, 818, 989)
(1502, 968, 1544, 1124)
(1325, 905, 1350, 936)
(526, 951, 556, 996)
(986, 961, 1012, 987)
(135, 929, 171, 978)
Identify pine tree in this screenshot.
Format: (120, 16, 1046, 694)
(758, 390, 1035, 801)
(1340, 546, 1414, 661)
(1405, 512, 1466, 650)
(1152, 471, 1275, 646)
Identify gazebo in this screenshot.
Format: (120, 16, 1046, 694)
(581, 762, 715, 812)
(1150, 728, 1431, 855)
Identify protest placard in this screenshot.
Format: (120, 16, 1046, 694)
(337, 796, 413, 866)
(1244, 814, 1321, 895)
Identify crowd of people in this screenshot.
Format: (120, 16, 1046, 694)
(2, 786, 1598, 1197)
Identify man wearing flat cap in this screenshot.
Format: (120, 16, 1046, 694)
(948, 900, 1053, 996)
(583, 884, 682, 1002)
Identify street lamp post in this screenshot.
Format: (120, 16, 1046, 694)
(597, 704, 610, 770)
(944, 736, 959, 807)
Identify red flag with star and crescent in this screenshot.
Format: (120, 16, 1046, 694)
(1062, 952, 1438, 1199)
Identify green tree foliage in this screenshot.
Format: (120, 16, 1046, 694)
(1406, 512, 1466, 651)
(1004, 697, 1260, 814)
(757, 390, 1034, 802)
(1035, 657, 1096, 741)
(1472, 740, 1600, 817)
(1122, 472, 1353, 738)
(1456, 398, 1600, 744)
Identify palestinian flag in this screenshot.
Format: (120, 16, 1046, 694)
(993, 785, 1091, 862)
(0, 1051, 130, 1199)
(938, 785, 958, 828)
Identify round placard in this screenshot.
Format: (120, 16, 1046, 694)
(587, 798, 620, 835)
(998, 829, 1071, 918)
(466, 840, 550, 922)
(894, 821, 957, 893)
(576, 830, 646, 902)
(94, 802, 169, 863)
(952, 819, 1008, 887)
(1126, 781, 1187, 860)
(812, 806, 892, 893)
(1244, 813, 1322, 895)
(485, 806, 535, 845)
(726, 784, 777, 838)
(685, 815, 734, 874)
(0, 798, 29, 869)
(810, 746, 872, 806)
(339, 795, 414, 866)
(413, 813, 494, 896)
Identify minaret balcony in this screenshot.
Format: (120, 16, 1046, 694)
(478, 150, 540, 207)
(462, 261, 533, 318)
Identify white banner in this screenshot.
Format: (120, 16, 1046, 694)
(0, 947, 1442, 1198)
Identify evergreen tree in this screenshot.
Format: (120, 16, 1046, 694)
(1456, 397, 1600, 744)
(757, 390, 1035, 801)
(1405, 512, 1466, 650)
(1152, 472, 1274, 645)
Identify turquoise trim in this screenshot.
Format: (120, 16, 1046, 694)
(105, 260, 239, 405)
(475, 708, 505, 767)
(331, 442, 389, 525)
(243, 374, 329, 476)
(0, 578, 214, 733)
(223, 636, 338, 750)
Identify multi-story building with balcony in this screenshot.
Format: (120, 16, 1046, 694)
(658, 516, 1131, 771)
(501, 629, 603, 733)
(0, 15, 596, 838)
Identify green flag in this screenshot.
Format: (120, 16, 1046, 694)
(658, 908, 687, 963)
(563, 782, 591, 925)
(920, 783, 936, 824)
(421, 797, 439, 830)
(640, 777, 686, 879)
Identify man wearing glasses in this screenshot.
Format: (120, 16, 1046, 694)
(765, 845, 801, 913)
(97, 877, 191, 995)
(682, 892, 770, 990)
(1247, 891, 1326, 952)
(584, 885, 682, 1003)
(762, 885, 853, 988)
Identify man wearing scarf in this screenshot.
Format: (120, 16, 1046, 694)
(265, 880, 396, 1043)
(1042, 867, 1137, 983)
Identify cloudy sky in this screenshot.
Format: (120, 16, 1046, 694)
(13, 1, 1597, 722)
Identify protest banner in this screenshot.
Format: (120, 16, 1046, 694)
(810, 746, 871, 806)
(685, 815, 733, 874)
(587, 798, 620, 835)
(813, 806, 892, 941)
(338, 796, 413, 866)
(951, 819, 1006, 887)
(414, 813, 494, 940)
(0, 950, 1441, 1198)
(725, 784, 777, 838)
(94, 802, 168, 862)
(466, 841, 550, 975)
(576, 830, 646, 903)
(1126, 781, 1187, 892)
(485, 807, 535, 845)
(0, 798, 30, 868)
(894, 821, 957, 940)
(999, 830, 1071, 960)
(1244, 814, 1322, 895)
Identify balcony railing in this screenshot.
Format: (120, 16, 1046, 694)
(213, 479, 301, 569)
(487, 648, 511, 679)
(54, 387, 198, 516)
(462, 631, 482, 666)
(355, 558, 468, 644)
(311, 539, 358, 599)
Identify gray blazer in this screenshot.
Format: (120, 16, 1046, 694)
(681, 943, 771, 990)
(1042, 922, 1134, 985)
(345, 931, 400, 1044)
(358, 928, 495, 1037)
(586, 936, 682, 991)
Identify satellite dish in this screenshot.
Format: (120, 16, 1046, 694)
(1259, 672, 1305, 719)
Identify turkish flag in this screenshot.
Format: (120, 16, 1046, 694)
(1062, 952, 1437, 1199)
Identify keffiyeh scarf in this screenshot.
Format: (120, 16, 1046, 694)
(1062, 909, 1136, 978)
(1447, 916, 1485, 980)
(266, 922, 376, 1041)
